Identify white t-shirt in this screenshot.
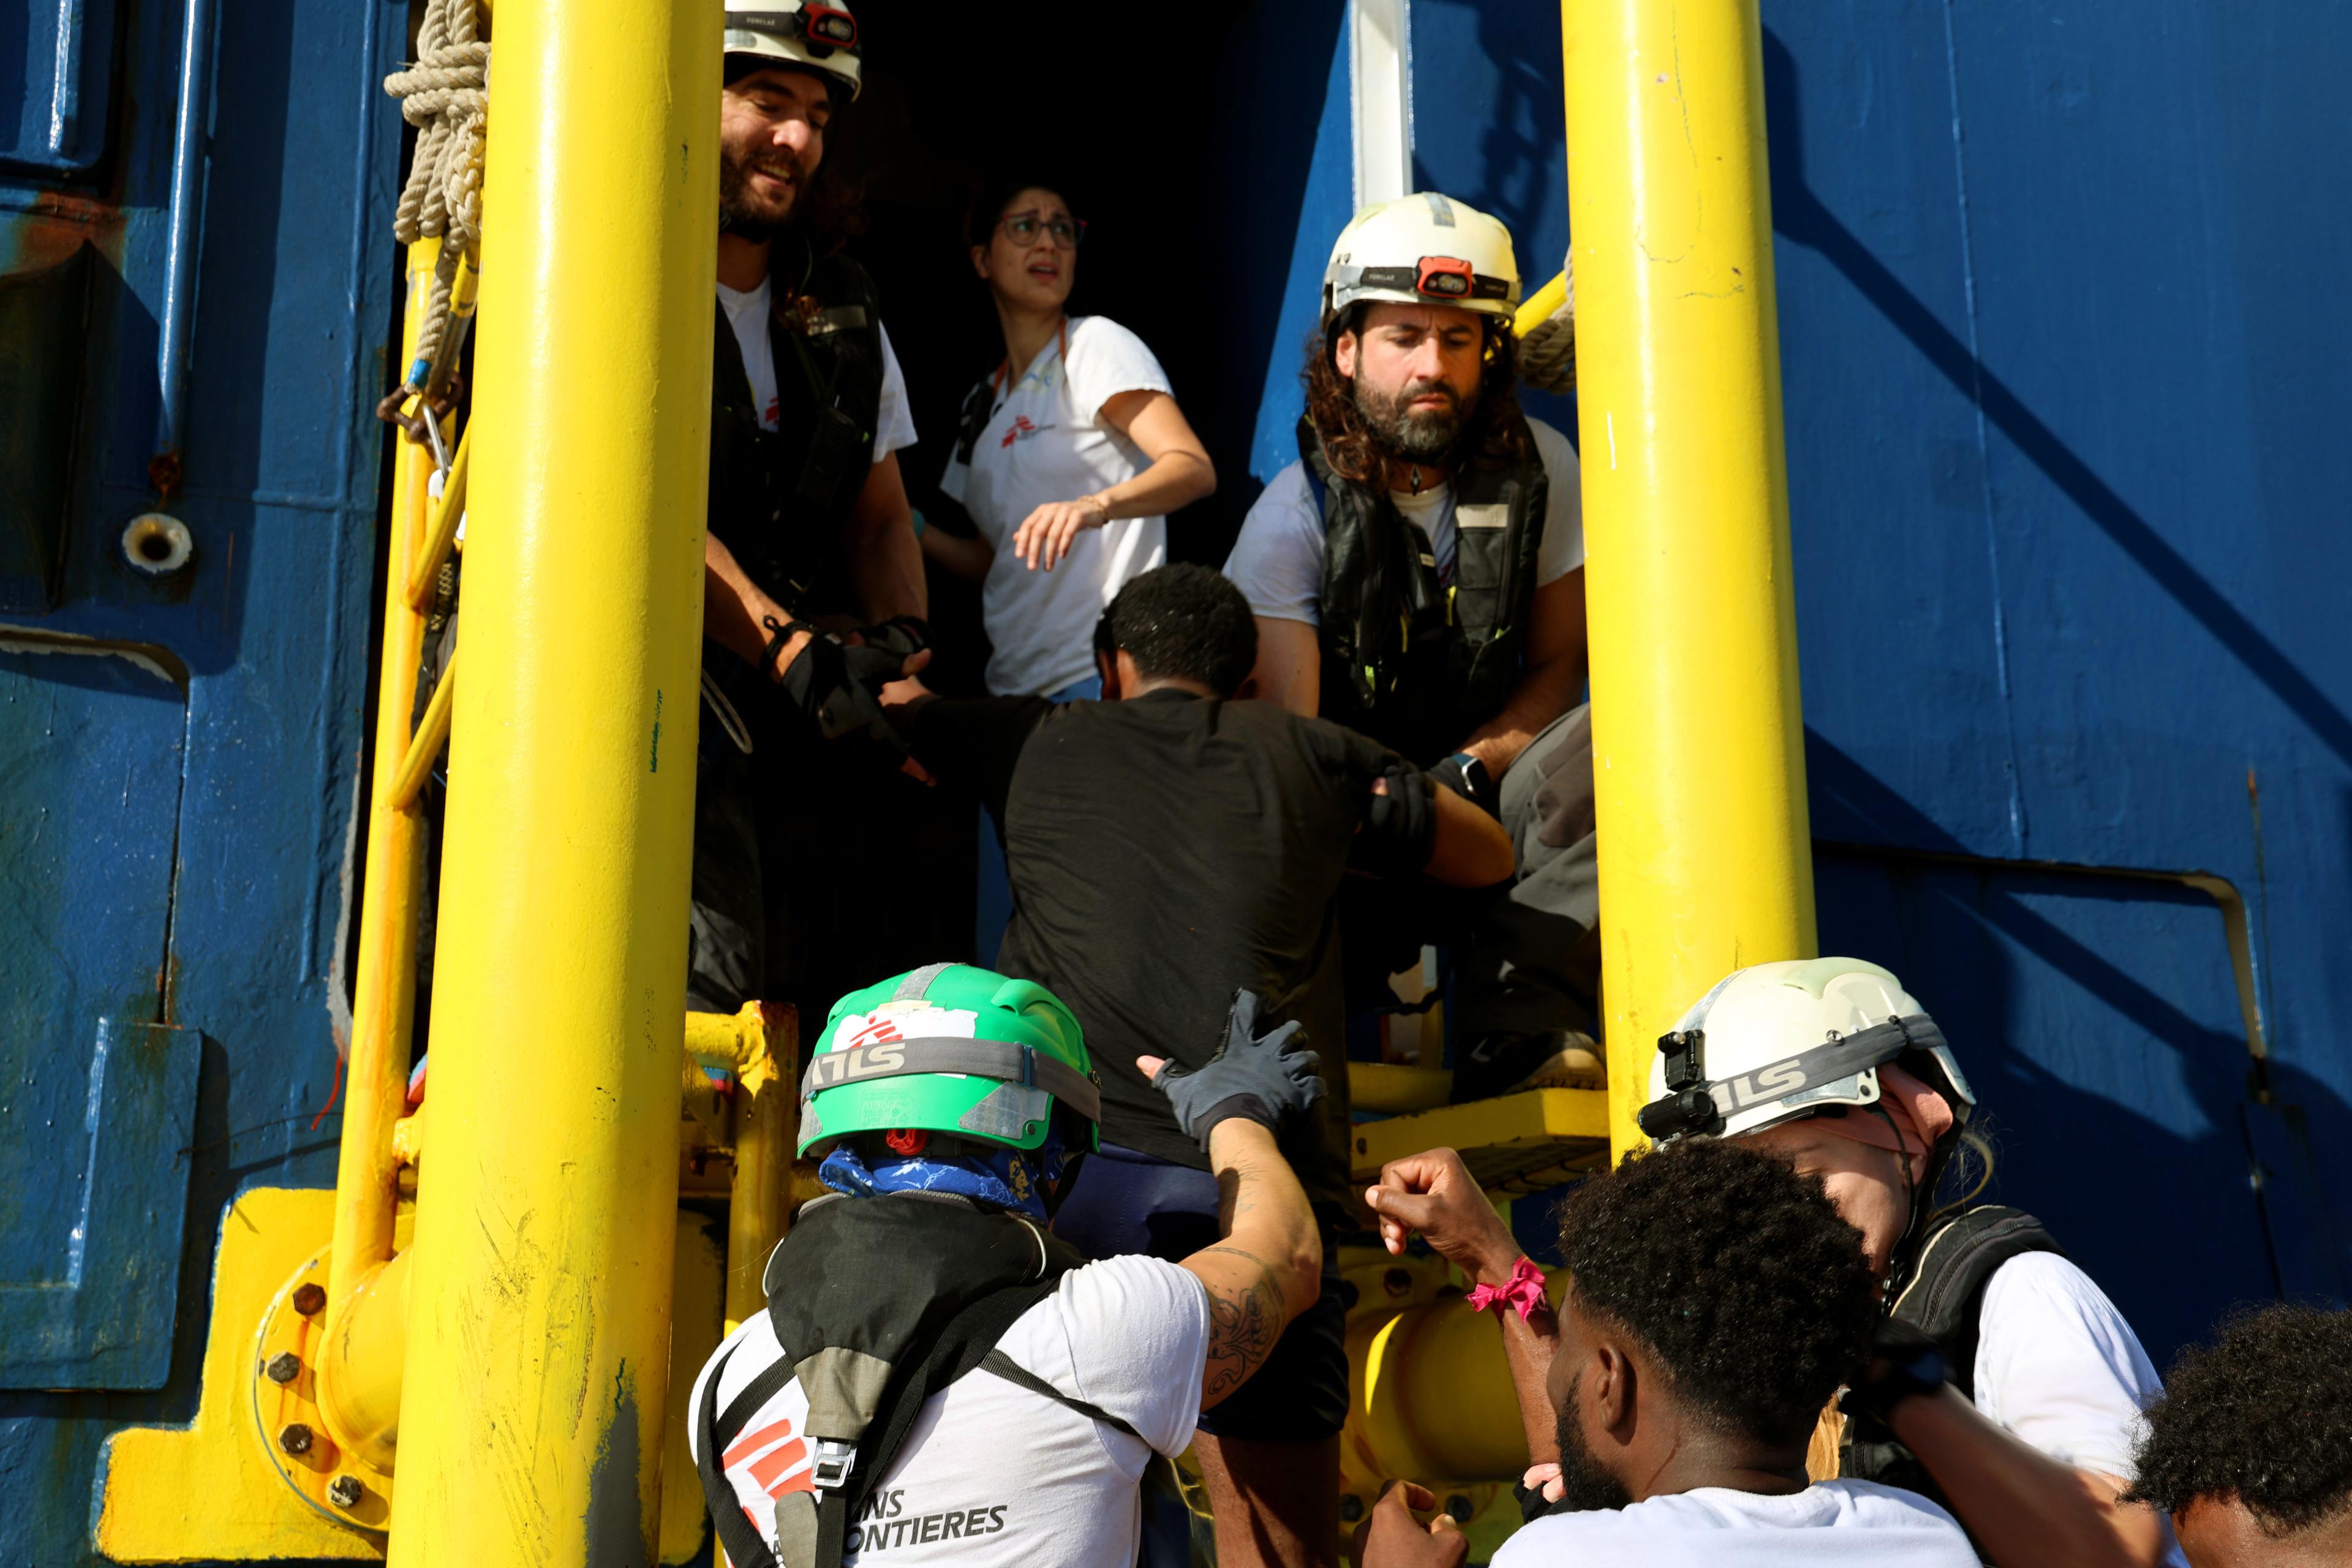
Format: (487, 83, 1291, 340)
(938, 316, 1174, 696)
(1491, 1480, 1976, 1567)
(688, 1254, 1209, 1567)
(1972, 1252, 2190, 1567)
(716, 276, 918, 456)
(1223, 416, 1586, 627)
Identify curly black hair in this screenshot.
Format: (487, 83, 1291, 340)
(1556, 1136, 1880, 1446)
(2125, 1304, 2352, 1534)
(1097, 564, 1257, 698)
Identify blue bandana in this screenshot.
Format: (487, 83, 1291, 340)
(818, 1129, 1067, 1220)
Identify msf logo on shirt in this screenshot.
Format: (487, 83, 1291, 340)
(723, 1411, 814, 1532)
(1000, 415, 1044, 450)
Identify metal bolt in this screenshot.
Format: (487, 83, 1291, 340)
(1446, 1494, 1473, 1521)
(328, 1476, 366, 1509)
(279, 1422, 314, 1456)
(1338, 1495, 1363, 1523)
(265, 1351, 301, 1385)
(292, 1282, 326, 1316)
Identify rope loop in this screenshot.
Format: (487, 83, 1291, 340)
(383, 0, 488, 409)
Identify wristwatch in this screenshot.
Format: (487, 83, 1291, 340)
(1433, 751, 1498, 815)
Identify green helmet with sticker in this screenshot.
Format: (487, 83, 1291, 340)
(797, 962, 1101, 1158)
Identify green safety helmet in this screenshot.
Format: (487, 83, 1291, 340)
(797, 962, 1101, 1158)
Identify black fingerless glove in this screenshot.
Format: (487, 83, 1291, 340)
(771, 617, 905, 750)
(1839, 1316, 1951, 1423)
(1357, 764, 1438, 878)
(1148, 989, 1324, 1150)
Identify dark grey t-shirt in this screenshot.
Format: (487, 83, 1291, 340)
(910, 689, 1396, 1190)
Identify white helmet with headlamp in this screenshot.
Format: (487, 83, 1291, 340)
(1322, 192, 1523, 324)
(724, 0, 863, 102)
(1637, 956, 1977, 1150)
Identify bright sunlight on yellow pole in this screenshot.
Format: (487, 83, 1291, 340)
(383, 0, 717, 1557)
(1564, 0, 1817, 1159)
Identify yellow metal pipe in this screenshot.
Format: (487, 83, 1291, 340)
(725, 1005, 797, 1329)
(325, 239, 440, 1346)
(1563, 0, 1817, 1158)
(404, 424, 470, 612)
(316, 1246, 414, 1477)
(383, 0, 718, 1555)
(387, 645, 457, 813)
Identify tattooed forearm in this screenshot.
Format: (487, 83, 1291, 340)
(1199, 1248, 1287, 1400)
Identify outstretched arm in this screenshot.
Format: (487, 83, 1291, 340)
(1366, 1147, 1559, 1465)
(1139, 989, 1329, 1410)
(1171, 1117, 1321, 1408)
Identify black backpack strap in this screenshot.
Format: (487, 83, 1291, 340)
(978, 1348, 1145, 1442)
(1890, 1204, 2065, 1401)
(697, 1341, 795, 1568)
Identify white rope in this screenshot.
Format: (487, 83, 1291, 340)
(384, 0, 487, 386)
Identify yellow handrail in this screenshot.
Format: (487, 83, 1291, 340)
(386, 646, 456, 813)
(403, 424, 470, 611)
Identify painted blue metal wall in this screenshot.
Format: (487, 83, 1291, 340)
(0, 0, 408, 1558)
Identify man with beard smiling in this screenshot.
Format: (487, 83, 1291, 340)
(1224, 194, 1599, 1107)
(1355, 1139, 1977, 1567)
(689, 1, 932, 1022)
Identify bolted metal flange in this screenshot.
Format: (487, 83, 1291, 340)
(279, 1422, 314, 1456)
(327, 1476, 366, 1509)
(265, 1351, 302, 1385)
(290, 1282, 326, 1316)
(251, 1248, 394, 1532)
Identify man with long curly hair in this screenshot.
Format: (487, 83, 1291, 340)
(1224, 194, 1598, 1107)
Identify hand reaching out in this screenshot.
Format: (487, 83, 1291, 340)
(1009, 494, 1110, 572)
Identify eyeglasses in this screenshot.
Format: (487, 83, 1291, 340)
(997, 210, 1086, 251)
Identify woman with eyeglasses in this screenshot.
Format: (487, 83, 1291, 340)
(929, 175, 1216, 960)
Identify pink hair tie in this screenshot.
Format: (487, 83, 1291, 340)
(1466, 1256, 1548, 1322)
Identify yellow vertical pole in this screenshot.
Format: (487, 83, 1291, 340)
(325, 238, 440, 1337)
(384, 0, 718, 1556)
(1563, 0, 1817, 1159)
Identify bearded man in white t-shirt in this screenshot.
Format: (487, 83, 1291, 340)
(1224, 193, 1599, 1107)
(1355, 1137, 1976, 1568)
(690, 1, 940, 1027)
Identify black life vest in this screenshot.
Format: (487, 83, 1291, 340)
(709, 241, 886, 616)
(1301, 415, 1548, 765)
(695, 1190, 1140, 1568)
(1843, 1204, 2065, 1521)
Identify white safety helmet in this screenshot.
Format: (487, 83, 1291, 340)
(1637, 957, 1976, 1147)
(1322, 192, 1523, 324)
(725, 0, 862, 102)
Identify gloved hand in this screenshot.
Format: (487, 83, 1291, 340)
(859, 614, 931, 662)
(1839, 1315, 1951, 1423)
(770, 616, 906, 751)
(1357, 764, 1437, 878)
(1145, 989, 1324, 1151)
(1430, 752, 1498, 818)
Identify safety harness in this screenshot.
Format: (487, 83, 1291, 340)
(708, 239, 886, 616)
(1844, 1205, 2065, 1511)
(696, 1189, 1138, 1568)
(1299, 415, 1547, 764)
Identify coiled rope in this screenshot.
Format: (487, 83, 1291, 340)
(1518, 253, 1578, 394)
(382, 0, 487, 413)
